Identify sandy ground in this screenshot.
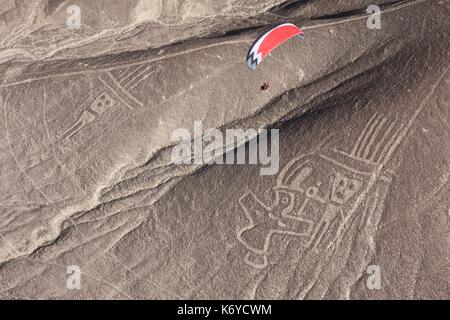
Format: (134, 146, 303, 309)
(0, 0, 449, 299)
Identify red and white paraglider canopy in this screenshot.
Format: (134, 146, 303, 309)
(246, 23, 305, 70)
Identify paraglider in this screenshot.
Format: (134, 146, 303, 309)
(246, 23, 305, 70)
(260, 82, 270, 91)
